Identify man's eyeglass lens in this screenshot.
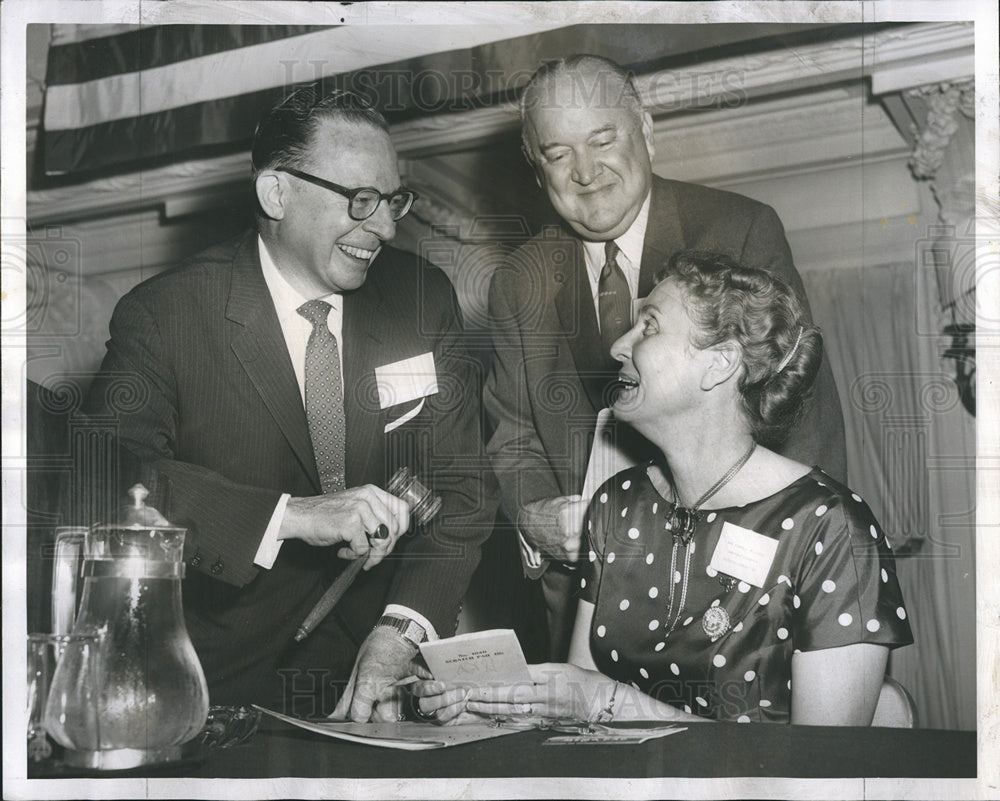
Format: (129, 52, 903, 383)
(279, 168, 415, 221)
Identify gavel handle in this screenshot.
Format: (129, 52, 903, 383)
(293, 525, 389, 642)
(293, 558, 366, 641)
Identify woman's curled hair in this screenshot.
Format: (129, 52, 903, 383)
(659, 250, 823, 448)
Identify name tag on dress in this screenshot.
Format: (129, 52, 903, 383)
(709, 522, 779, 588)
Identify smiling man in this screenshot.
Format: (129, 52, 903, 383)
(484, 54, 847, 660)
(85, 86, 497, 719)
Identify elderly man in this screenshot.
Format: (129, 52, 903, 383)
(485, 54, 847, 659)
(85, 86, 496, 719)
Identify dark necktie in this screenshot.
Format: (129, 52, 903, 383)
(598, 240, 631, 356)
(297, 299, 346, 494)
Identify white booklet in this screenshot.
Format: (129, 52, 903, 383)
(419, 628, 532, 685)
(254, 705, 521, 751)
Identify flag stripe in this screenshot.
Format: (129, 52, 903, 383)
(43, 25, 563, 131)
(46, 25, 327, 86)
(42, 88, 284, 175)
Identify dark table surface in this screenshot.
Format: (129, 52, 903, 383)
(31, 716, 972, 780)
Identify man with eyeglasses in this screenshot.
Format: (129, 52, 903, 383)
(85, 85, 498, 720)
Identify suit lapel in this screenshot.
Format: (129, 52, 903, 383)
(226, 234, 321, 493)
(553, 238, 610, 414)
(342, 268, 387, 486)
(638, 177, 686, 297)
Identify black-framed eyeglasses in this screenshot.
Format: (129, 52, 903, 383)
(278, 167, 417, 221)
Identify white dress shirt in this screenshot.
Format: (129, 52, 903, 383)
(252, 236, 436, 639)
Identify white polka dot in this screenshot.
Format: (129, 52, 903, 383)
(589, 550, 597, 563)
(621, 479, 631, 490)
(674, 570, 682, 584)
(648, 586, 659, 599)
(822, 580, 836, 593)
(607, 552, 616, 563)
(648, 619, 659, 631)
(710, 598, 721, 608)
(779, 574, 791, 587)
(787, 680, 792, 690)
(733, 621, 744, 632)
(713, 654, 726, 668)
(706, 512, 717, 523)
(885, 538, 892, 550)
(870, 525, 878, 539)
(587, 520, 592, 532)
(896, 607, 907, 620)
(777, 627, 789, 640)
(596, 625, 606, 637)
(738, 581, 751, 593)
(580, 578, 587, 589)
(611, 649, 619, 662)
(690, 541, 696, 554)
(639, 668, 649, 679)
(599, 492, 608, 504)
(781, 518, 794, 530)
(881, 568, 888, 583)
(652, 502, 658, 514)
(654, 642, 666, 652)
(620, 507, 629, 518)
(866, 619, 881, 632)
(758, 593, 770, 606)
(759, 699, 772, 708)
(852, 493, 862, 502)
(737, 715, 751, 723)
(838, 612, 853, 627)
(744, 670, 756, 682)
(646, 552, 655, 566)
(628, 527, 640, 540)
(695, 696, 708, 707)
(684, 705, 691, 714)
(793, 595, 801, 609)
(706, 566, 718, 577)
(794, 649, 802, 654)
(683, 616, 694, 626)
(815, 505, 828, 517)
(619, 599, 630, 611)
(814, 541, 823, 556)
(670, 663, 680, 675)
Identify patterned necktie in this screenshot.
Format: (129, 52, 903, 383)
(297, 299, 346, 494)
(598, 240, 631, 356)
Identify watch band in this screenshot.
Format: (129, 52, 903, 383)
(376, 614, 426, 646)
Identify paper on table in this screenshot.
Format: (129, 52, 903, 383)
(254, 706, 521, 750)
(581, 408, 642, 501)
(544, 725, 687, 745)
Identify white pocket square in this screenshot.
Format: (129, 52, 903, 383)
(375, 352, 438, 410)
(383, 398, 425, 433)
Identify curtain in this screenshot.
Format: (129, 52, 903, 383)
(802, 261, 976, 731)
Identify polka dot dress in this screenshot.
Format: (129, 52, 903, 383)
(580, 466, 913, 723)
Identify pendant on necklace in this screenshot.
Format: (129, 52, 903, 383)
(701, 606, 731, 642)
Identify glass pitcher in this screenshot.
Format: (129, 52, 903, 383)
(44, 485, 210, 770)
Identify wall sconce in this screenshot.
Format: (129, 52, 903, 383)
(942, 322, 975, 416)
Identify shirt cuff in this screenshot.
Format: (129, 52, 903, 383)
(518, 528, 545, 570)
(253, 493, 289, 569)
(384, 604, 439, 641)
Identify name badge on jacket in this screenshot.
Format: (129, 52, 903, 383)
(376, 352, 438, 433)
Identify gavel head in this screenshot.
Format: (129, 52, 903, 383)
(387, 467, 442, 526)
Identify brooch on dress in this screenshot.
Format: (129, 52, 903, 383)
(701, 606, 731, 642)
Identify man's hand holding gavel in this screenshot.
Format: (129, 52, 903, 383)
(280, 485, 411, 569)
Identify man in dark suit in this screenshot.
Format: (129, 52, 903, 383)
(485, 55, 847, 660)
(85, 86, 497, 720)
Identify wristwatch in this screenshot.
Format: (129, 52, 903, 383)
(375, 614, 427, 646)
